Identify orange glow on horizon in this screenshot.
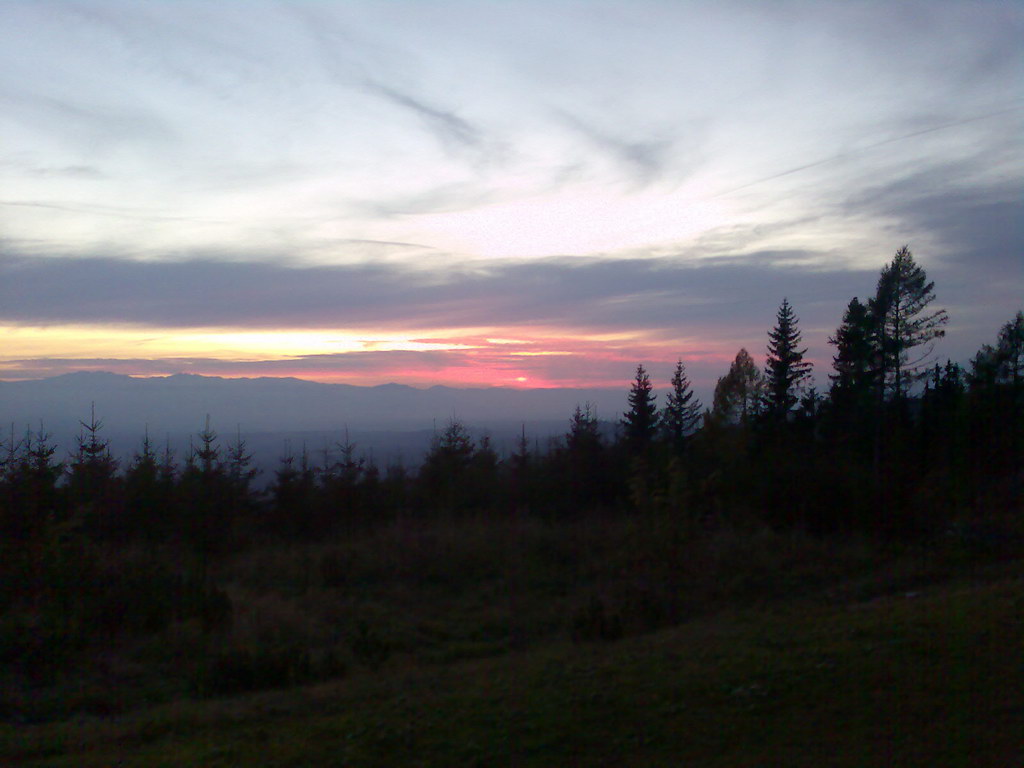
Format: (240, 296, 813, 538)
(0, 322, 740, 389)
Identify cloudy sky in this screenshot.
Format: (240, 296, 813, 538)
(1, 1, 1021, 394)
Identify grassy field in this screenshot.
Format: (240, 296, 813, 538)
(3, 519, 1021, 767)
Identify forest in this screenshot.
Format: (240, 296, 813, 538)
(2, 246, 1022, 765)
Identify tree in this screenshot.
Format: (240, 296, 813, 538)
(996, 311, 1024, 388)
(764, 298, 813, 421)
(191, 415, 221, 477)
(622, 364, 659, 451)
(828, 297, 878, 410)
(2, 424, 63, 537)
(124, 429, 169, 541)
(419, 418, 476, 511)
(661, 360, 702, 450)
(269, 445, 318, 537)
(66, 403, 119, 515)
(967, 311, 1024, 479)
(179, 416, 232, 553)
(712, 348, 764, 425)
(971, 310, 1024, 390)
(870, 246, 948, 401)
(568, 402, 601, 453)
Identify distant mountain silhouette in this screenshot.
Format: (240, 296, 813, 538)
(0, 372, 625, 436)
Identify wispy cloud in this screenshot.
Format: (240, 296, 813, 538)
(363, 80, 481, 150)
(555, 110, 679, 185)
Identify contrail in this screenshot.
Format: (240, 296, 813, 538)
(713, 101, 1024, 198)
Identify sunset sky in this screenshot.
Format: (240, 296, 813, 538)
(2, 1, 1021, 394)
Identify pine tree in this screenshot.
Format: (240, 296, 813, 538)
(870, 246, 948, 401)
(225, 427, 257, 518)
(192, 415, 221, 477)
(828, 297, 879, 409)
(568, 402, 601, 453)
(124, 429, 163, 540)
(68, 403, 119, 504)
(563, 402, 607, 509)
(419, 418, 476, 511)
(180, 416, 232, 553)
(764, 298, 813, 421)
(661, 360, 702, 450)
(622, 364, 659, 451)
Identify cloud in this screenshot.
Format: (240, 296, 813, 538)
(13, 163, 105, 179)
(356, 183, 498, 219)
(836, 158, 1024, 338)
(363, 80, 480, 150)
(0, 334, 723, 391)
(0, 248, 876, 350)
(0, 86, 176, 151)
(0, 198, 214, 224)
(555, 111, 679, 185)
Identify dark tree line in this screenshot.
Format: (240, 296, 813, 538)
(2, 247, 1019, 546)
(0, 247, 1020, 662)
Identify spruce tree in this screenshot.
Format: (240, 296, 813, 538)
(829, 297, 878, 408)
(622, 364, 659, 451)
(764, 298, 813, 421)
(124, 429, 162, 540)
(662, 360, 702, 450)
(568, 402, 601, 453)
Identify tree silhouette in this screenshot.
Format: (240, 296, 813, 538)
(193, 415, 221, 477)
(419, 418, 476, 511)
(971, 310, 1024, 389)
(661, 360, 702, 451)
(870, 246, 948, 401)
(568, 402, 601, 453)
(829, 297, 878, 413)
(270, 445, 317, 537)
(67, 403, 119, 522)
(3, 424, 62, 537)
(764, 298, 813, 422)
(179, 416, 233, 553)
(996, 311, 1024, 389)
(124, 428, 168, 541)
(622, 365, 658, 451)
(968, 311, 1024, 478)
(712, 348, 763, 425)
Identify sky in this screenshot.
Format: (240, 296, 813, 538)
(1, 0, 1021, 397)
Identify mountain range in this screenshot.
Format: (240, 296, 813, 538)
(0, 372, 627, 471)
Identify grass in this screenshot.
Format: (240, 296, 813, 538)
(3, 557, 1021, 766)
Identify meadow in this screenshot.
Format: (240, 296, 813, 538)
(3, 504, 1021, 766)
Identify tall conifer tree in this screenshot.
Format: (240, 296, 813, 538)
(662, 360, 702, 450)
(829, 297, 878, 407)
(764, 298, 813, 421)
(622, 364, 659, 451)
